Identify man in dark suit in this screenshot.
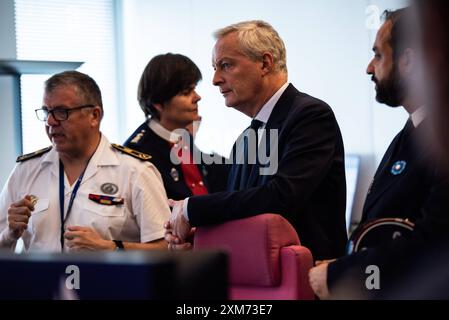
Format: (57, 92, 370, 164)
(360, 7, 429, 224)
(309, 7, 449, 299)
(124, 53, 229, 201)
(166, 20, 347, 261)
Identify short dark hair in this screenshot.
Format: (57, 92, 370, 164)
(137, 53, 202, 118)
(44, 71, 103, 113)
(383, 8, 415, 61)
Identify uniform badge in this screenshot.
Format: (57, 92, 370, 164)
(89, 194, 124, 206)
(130, 129, 146, 144)
(101, 183, 119, 195)
(391, 161, 407, 175)
(170, 168, 179, 182)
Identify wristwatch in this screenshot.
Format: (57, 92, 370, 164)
(113, 240, 125, 251)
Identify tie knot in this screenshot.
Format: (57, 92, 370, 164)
(250, 119, 264, 130)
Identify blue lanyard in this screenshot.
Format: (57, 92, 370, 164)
(59, 160, 88, 251)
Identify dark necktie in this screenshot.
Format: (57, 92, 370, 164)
(250, 119, 264, 129)
(238, 119, 264, 190)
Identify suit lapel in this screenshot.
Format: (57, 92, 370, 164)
(264, 83, 297, 129)
(244, 84, 298, 188)
(146, 128, 191, 197)
(362, 121, 418, 217)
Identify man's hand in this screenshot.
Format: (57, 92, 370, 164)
(168, 199, 191, 242)
(308, 259, 335, 300)
(163, 199, 194, 251)
(164, 220, 193, 251)
(7, 195, 35, 240)
(64, 226, 114, 251)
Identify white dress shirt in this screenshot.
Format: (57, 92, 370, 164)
(410, 106, 425, 128)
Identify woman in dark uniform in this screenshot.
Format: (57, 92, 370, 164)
(124, 53, 229, 200)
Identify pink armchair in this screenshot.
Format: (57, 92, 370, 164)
(194, 213, 315, 300)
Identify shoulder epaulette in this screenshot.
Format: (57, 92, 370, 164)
(16, 146, 52, 163)
(111, 143, 152, 161)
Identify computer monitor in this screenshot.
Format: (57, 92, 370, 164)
(0, 250, 227, 300)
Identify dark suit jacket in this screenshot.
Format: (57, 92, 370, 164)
(361, 120, 434, 223)
(327, 120, 449, 298)
(124, 122, 229, 200)
(188, 84, 348, 260)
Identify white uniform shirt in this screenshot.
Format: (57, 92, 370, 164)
(0, 134, 170, 252)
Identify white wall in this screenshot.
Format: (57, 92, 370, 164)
(119, 0, 408, 224)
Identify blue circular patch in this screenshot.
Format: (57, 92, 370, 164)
(391, 161, 407, 175)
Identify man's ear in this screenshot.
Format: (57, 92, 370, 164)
(261, 52, 274, 76)
(91, 105, 103, 126)
(399, 48, 416, 75)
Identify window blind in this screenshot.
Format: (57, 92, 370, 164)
(15, 0, 118, 153)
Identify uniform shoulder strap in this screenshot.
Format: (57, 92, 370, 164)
(16, 146, 52, 163)
(111, 143, 152, 161)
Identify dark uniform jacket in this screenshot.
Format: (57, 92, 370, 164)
(327, 119, 449, 298)
(362, 119, 434, 223)
(124, 122, 229, 200)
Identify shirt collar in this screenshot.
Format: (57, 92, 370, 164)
(410, 106, 425, 128)
(41, 144, 59, 167)
(254, 82, 289, 124)
(92, 134, 120, 167)
(41, 133, 118, 168)
(148, 119, 182, 143)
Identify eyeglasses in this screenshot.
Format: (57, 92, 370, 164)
(35, 105, 95, 122)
